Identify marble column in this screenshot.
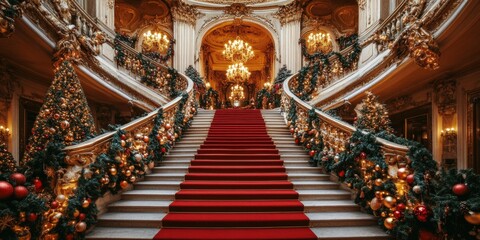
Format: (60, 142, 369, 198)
(358, 0, 390, 66)
(172, 2, 200, 73)
(274, 2, 302, 73)
(96, 0, 115, 61)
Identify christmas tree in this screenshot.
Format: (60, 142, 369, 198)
(354, 91, 393, 134)
(22, 61, 96, 185)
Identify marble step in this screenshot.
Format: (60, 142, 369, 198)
(144, 173, 185, 181)
(288, 173, 330, 181)
(302, 200, 360, 212)
(96, 212, 166, 228)
(134, 180, 182, 190)
(108, 200, 172, 213)
(121, 189, 177, 201)
(292, 180, 339, 190)
(298, 189, 351, 200)
(86, 227, 159, 240)
(307, 212, 377, 227)
(311, 226, 391, 240)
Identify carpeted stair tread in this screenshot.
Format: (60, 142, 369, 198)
(190, 159, 284, 166)
(154, 228, 317, 240)
(194, 153, 280, 160)
(175, 189, 299, 199)
(199, 144, 276, 149)
(188, 165, 286, 173)
(161, 212, 310, 227)
(196, 149, 279, 154)
(180, 181, 294, 189)
(169, 200, 304, 212)
(185, 172, 288, 180)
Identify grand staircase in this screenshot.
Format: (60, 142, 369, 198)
(86, 109, 389, 240)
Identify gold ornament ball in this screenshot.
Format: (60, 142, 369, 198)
(375, 165, 382, 172)
(384, 217, 396, 230)
(109, 167, 117, 176)
(370, 197, 382, 210)
(397, 168, 409, 180)
(75, 221, 87, 232)
(73, 210, 80, 218)
(120, 140, 126, 147)
(82, 199, 90, 208)
(60, 120, 70, 129)
(55, 194, 66, 203)
(374, 178, 383, 186)
(383, 196, 397, 208)
(129, 176, 136, 182)
(125, 170, 132, 177)
(465, 211, 480, 225)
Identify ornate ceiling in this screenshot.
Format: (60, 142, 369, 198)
(202, 21, 274, 72)
(115, 0, 172, 34)
(303, 0, 358, 35)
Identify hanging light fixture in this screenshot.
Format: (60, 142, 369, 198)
(142, 30, 170, 53)
(306, 31, 333, 54)
(226, 63, 251, 83)
(222, 36, 254, 63)
(229, 84, 245, 101)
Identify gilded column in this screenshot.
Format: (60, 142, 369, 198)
(274, 2, 302, 73)
(172, 2, 200, 73)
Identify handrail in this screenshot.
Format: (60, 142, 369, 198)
(283, 73, 408, 155)
(64, 73, 193, 155)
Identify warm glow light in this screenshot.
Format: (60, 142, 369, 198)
(142, 30, 170, 53)
(206, 82, 211, 89)
(222, 36, 254, 63)
(226, 63, 251, 83)
(229, 84, 245, 101)
(306, 32, 333, 54)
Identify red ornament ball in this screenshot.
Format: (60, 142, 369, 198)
(14, 186, 29, 199)
(33, 178, 43, 192)
(10, 173, 27, 186)
(120, 134, 127, 140)
(161, 147, 167, 153)
(79, 213, 86, 221)
(294, 138, 300, 145)
(452, 183, 469, 196)
(28, 213, 38, 222)
(419, 228, 440, 240)
(396, 203, 406, 212)
(414, 205, 429, 222)
(309, 150, 316, 157)
(359, 152, 367, 159)
(290, 128, 294, 134)
(51, 201, 59, 209)
(0, 181, 14, 199)
(338, 170, 345, 177)
(406, 174, 415, 185)
(393, 210, 403, 219)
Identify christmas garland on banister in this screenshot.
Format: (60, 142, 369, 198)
(173, 93, 189, 141)
(255, 88, 271, 109)
(168, 67, 180, 98)
(115, 33, 137, 48)
(337, 34, 359, 50)
(143, 38, 175, 63)
(299, 34, 361, 67)
(147, 109, 170, 164)
(285, 103, 480, 239)
(202, 88, 219, 109)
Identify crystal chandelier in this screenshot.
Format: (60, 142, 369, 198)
(142, 30, 170, 53)
(226, 63, 251, 83)
(222, 36, 254, 63)
(229, 84, 245, 101)
(307, 32, 333, 54)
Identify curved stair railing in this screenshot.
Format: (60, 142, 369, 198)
(309, 0, 469, 109)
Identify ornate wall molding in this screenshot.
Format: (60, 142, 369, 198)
(224, 3, 252, 17)
(0, 0, 25, 37)
(194, 0, 272, 4)
(172, 1, 202, 26)
(273, 1, 302, 26)
(386, 93, 432, 115)
(433, 78, 456, 116)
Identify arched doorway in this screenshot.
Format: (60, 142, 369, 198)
(200, 20, 275, 108)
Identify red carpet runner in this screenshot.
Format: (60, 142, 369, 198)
(154, 110, 317, 240)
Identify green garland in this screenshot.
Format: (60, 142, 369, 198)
(185, 65, 206, 91)
(115, 33, 137, 48)
(173, 93, 189, 140)
(142, 38, 175, 63)
(146, 109, 170, 164)
(255, 88, 271, 109)
(168, 67, 180, 98)
(299, 35, 361, 67)
(336, 34, 359, 50)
